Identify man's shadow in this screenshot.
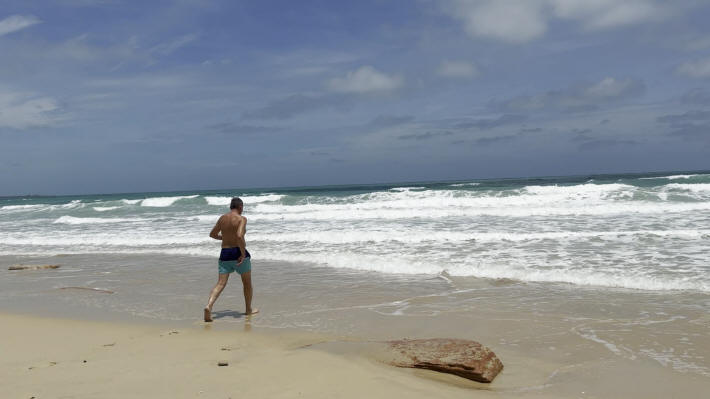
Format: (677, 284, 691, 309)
(212, 310, 244, 320)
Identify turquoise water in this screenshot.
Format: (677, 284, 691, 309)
(2, 170, 710, 291)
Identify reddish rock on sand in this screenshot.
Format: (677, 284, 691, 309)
(386, 338, 503, 383)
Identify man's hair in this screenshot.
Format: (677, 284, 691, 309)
(230, 197, 243, 210)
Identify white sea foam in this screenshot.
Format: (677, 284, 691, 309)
(239, 182, 710, 220)
(262, 251, 443, 275)
(204, 196, 232, 206)
(4, 228, 707, 249)
(575, 328, 630, 358)
(639, 348, 710, 377)
(0, 246, 216, 258)
(247, 229, 710, 244)
(204, 194, 284, 206)
(204, 196, 230, 206)
(2, 237, 707, 291)
(522, 183, 635, 198)
(449, 182, 481, 187)
(664, 183, 710, 194)
(665, 174, 704, 179)
(641, 174, 707, 180)
(59, 200, 84, 209)
(140, 195, 198, 207)
(250, 201, 710, 220)
(256, 251, 709, 291)
(1, 201, 83, 213)
(390, 187, 426, 192)
(241, 194, 285, 203)
(53, 216, 141, 225)
(0, 204, 46, 211)
(3, 178, 710, 293)
(447, 262, 709, 291)
(0, 234, 209, 246)
(192, 215, 220, 222)
(93, 206, 120, 212)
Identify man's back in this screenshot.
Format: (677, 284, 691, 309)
(216, 212, 246, 248)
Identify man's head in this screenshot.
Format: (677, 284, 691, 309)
(230, 197, 243, 212)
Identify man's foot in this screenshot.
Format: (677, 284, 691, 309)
(245, 308, 259, 316)
(204, 307, 213, 322)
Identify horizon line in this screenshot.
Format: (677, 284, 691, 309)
(2, 167, 709, 199)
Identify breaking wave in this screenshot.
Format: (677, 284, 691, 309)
(140, 195, 199, 207)
(2, 173, 710, 292)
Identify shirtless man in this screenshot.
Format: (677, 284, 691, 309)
(204, 197, 258, 322)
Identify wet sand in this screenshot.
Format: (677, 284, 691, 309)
(1, 254, 709, 397)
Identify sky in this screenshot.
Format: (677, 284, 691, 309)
(1, 0, 710, 195)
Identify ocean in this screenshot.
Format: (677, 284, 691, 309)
(2, 170, 709, 292)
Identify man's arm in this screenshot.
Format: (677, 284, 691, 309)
(209, 216, 223, 240)
(236, 216, 247, 263)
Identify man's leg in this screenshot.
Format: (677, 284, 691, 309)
(204, 273, 230, 322)
(240, 271, 259, 315)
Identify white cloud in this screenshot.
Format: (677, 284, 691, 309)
(583, 77, 639, 98)
(449, 0, 547, 44)
(676, 57, 710, 79)
(327, 66, 403, 94)
(0, 91, 63, 129)
(445, 0, 666, 44)
(437, 60, 479, 78)
(0, 15, 41, 37)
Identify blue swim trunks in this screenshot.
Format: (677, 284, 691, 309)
(218, 248, 252, 275)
